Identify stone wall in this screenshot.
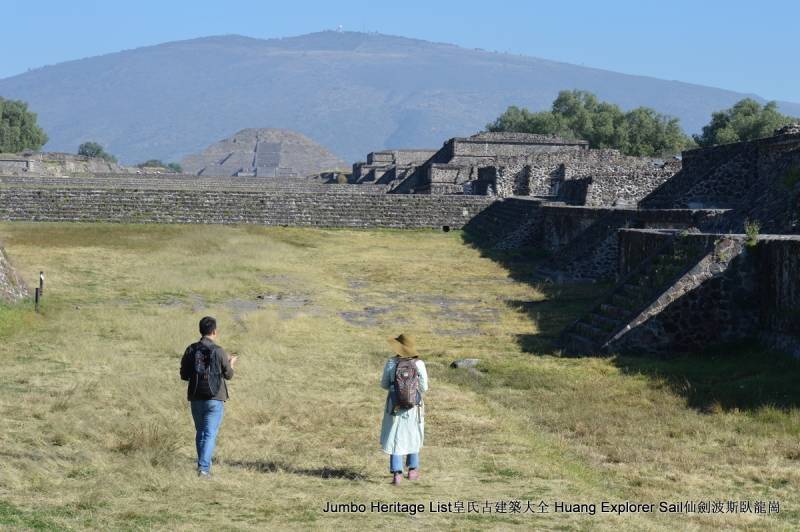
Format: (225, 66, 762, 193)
(534, 205, 726, 280)
(593, 230, 800, 357)
(557, 178, 590, 205)
(463, 197, 728, 280)
(393, 150, 438, 166)
(0, 175, 391, 194)
(0, 187, 494, 229)
(462, 196, 542, 246)
(354, 149, 438, 186)
(366, 152, 394, 164)
(640, 129, 800, 233)
(365, 149, 436, 166)
(477, 149, 679, 206)
(393, 132, 589, 194)
(450, 132, 587, 159)
(756, 236, 800, 356)
(0, 245, 28, 303)
(427, 164, 476, 192)
(0, 152, 129, 176)
(617, 228, 675, 277)
(581, 165, 680, 207)
(0, 158, 28, 173)
(350, 164, 388, 183)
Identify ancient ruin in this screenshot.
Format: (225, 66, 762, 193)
(351, 149, 437, 187)
(0, 152, 129, 176)
(1, 125, 799, 359)
(356, 132, 590, 194)
(348, 131, 678, 203)
(181, 128, 347, 178)
(465, 125, 800, 357)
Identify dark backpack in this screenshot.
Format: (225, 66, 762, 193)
(190, 343, 221, 399)
(393, 357, 421, 410)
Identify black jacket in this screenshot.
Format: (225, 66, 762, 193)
(180, 336, 234, 401)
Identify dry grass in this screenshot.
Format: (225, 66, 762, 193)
(0, 222, 797, 531)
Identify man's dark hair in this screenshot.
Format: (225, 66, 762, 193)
(199, 316, 217, 337)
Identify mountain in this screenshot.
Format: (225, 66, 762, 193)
(181, 128, 347, 177)
(1, 31, 798, 164)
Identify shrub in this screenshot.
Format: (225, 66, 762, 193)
(78, 141, 117, 163)
(744, 219, 761, 247)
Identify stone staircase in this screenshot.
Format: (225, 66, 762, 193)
(561, 233, 714, 354)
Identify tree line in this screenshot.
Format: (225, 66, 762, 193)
(2, 92, 798, 159)
(486, 90, 798, 157)
(75, 143, 182, 172)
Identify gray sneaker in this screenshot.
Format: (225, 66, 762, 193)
(198, 470, 212, 479)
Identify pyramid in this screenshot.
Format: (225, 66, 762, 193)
(181, 128, 347, 177)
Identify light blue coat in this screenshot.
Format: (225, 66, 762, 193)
(380, 357, 428, 455)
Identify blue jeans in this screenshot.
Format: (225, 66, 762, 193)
(190, 400, 224, 472)
(390, 453, 419, 473)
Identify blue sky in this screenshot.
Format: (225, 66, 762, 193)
(2, 0, 798, 103)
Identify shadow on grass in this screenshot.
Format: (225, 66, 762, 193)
(506, 288, 607, 354)
(461, 227, 800, 412)
(461, 229, 548, 285)
(461, 226, 608, 354)
(613, 342, 800, 412)
(225, 459, 368, 481)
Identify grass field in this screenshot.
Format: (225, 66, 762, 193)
(0, 222, 799, 531)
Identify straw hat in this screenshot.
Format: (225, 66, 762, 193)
(388, 333, 418, 357)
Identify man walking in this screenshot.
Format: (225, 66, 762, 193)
(180, 316, 237, 478)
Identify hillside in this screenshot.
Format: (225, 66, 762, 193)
(0, 31, 798, 164)
(181, 128, 347, 177)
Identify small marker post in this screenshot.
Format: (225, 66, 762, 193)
(39, 271, 44, 295)
(35, 287, 40, 313)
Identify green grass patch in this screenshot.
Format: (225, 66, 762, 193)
(0, 501, 61, 531)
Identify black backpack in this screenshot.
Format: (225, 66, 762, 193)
(189, 343, 221, 399)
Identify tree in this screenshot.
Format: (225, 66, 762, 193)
(623, 108, 688, 157)
(486, 90, 693, 156)
(0, 97, 48, 153)
(137, 159, 165, 168)
(693, 98, 798, 147)
(486, 105, 564, 137)
(136, 159, 182, 172)
(78, 141, 117, 163)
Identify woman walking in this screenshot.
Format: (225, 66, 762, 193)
(380, 334, 428, 485)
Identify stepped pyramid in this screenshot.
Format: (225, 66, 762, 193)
(181, 128, 347, 178)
